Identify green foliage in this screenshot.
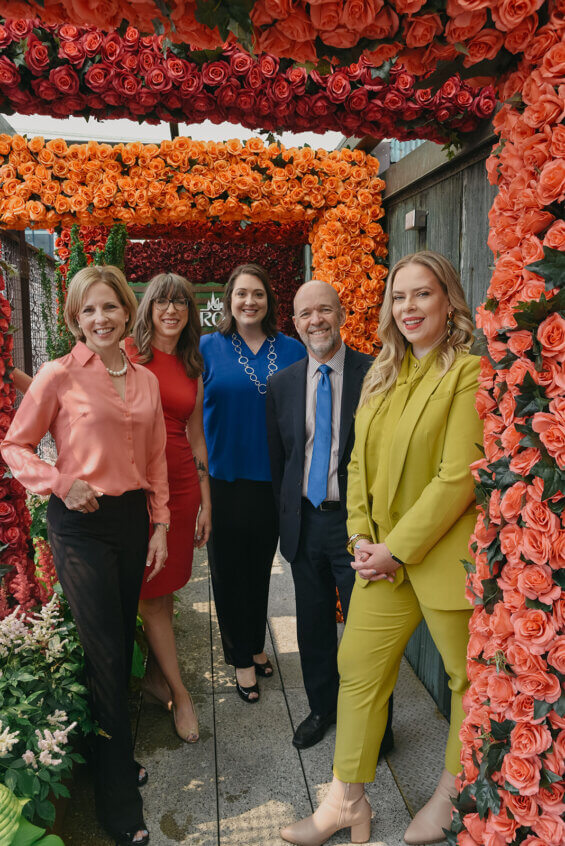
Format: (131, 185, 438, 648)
(26, 495, 49, 546)
(102, 224, 128, 270)
(38, 255, 73, 361)
(66, 225, 88, 283)
(0, 592, 94, 828)
(526, 246, 565, 291)
(0, 785, 63, 846)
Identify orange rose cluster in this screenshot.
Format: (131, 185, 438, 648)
(449, 3, 565, 845)
(0, 134, 387, 354)
(0, 0, 546, 78)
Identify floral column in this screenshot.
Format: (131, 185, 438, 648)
(0, 272, 40, 618)
(450, 5, 565, 846)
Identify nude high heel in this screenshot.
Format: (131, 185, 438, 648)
(403, 768, 457, 845)
(280, 780, 371, 846)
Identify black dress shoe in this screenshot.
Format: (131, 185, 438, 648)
(292, 710, 337, 749)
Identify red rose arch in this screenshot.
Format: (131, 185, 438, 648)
(0, 4, 564, 846)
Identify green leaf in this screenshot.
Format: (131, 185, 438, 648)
(533, 698, 553, 720)
(490, 719, 515, 741)
(130, 641, 145, 679)
(530, 458, 565, 500)
(513, 295, 553, 331)
(474, 775, 501, 819)
(553, 692, 565, 717)
(484, 297, 498, 313)
(514, 371, 550, 417)
(553, 569, 565, 589)
(462, 558, 476, 575)
(485, 742, 507, 774)
(525, 597, 554, 612)
(481, 577, 503, 612)
(540, 766, 562, 787)
(526, 246, 565, 291)
(491, 457, 521, 491)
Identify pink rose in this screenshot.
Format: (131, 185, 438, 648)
(500, 752, 541, 795)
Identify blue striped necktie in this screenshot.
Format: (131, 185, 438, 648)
(307, 364, 332, 508)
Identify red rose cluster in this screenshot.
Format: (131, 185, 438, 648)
(0, 272, 42, 619)
(126, 221, 309, 246)
(0, 0, 543, 82)
(125, 237, 305, 338)
(0, 19, 494, 144)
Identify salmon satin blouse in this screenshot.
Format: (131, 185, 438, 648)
(1, 342, 170, 523)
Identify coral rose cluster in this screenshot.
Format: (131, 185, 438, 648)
(0, 134, 388, 354)
(0, 271, 42, 619)
(0, 0, 540, 79)
(0, 20, 494, 145)
(449, 4, 565, 845)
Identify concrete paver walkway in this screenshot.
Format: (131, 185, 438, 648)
(62, 548, 450, 846)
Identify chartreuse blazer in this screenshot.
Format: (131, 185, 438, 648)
(347, 350, 483, 611)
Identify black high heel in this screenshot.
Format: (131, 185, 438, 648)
(114, 827, 149, 845)
(235, 673, 260, 703)
(253, 657, 274, 677)
(135, 761, 148, 786)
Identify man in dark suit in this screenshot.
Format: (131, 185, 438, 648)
(266, 279, 393, 750)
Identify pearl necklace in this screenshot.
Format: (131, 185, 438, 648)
(231, 333, 277, 395)
(106, 349, 128, 377)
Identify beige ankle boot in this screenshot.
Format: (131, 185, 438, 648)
(403, 769, 457, 845)
(280, 780, 372, 846)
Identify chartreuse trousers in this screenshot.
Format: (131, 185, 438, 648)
(333, 575, 471, 783)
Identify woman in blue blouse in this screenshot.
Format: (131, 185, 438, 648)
(201, 263, 305, 702)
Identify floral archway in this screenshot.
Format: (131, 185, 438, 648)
(0, 2, 563, 845)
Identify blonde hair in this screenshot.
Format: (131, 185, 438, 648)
(133, 272, 203, 378)
(64, 265, 137, 341)
(359, 251, 474, 406)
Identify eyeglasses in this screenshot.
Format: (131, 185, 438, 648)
(154, 297, 189, 311)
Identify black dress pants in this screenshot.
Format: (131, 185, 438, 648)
(290, 501, 356, 717)
(47, 490, 148, 836)
(208, 477, 278, 668)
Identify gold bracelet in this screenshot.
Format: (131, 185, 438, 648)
(346, 533, 372, 555)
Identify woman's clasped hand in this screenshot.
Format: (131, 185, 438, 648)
(351, 540, 400, 583)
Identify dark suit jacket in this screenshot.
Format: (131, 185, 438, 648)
(266, 345, 373, 563)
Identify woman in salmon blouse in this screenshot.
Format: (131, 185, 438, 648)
(2, 266, 169, 846)
(280, 252, 483, 846)
(125, 272, 211, 744)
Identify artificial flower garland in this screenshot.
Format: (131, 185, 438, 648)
(447, 5, 565, 846)
(0, 21, 496, 145)
(0, 134, 388, 353)
(0, 0, 540, 79)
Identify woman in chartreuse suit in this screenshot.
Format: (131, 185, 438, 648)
(281, 251, 484, 846)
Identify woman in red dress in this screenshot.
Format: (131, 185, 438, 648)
(125, 272, 211, 743)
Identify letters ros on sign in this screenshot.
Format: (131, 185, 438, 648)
(199, 291, 223, 328)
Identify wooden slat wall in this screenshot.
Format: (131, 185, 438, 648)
(382, 144, 497, 719)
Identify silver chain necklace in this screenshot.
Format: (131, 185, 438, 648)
(231, 333, 278, 395)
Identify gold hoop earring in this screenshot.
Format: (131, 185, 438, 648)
(446, 312, 454, 339)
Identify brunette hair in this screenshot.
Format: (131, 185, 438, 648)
(133, 272, 203, 378)
(64, 265, 137, 341)
(359, 251, 474, 406)
(217, 263, 279, 336)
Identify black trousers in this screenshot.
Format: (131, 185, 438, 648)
(290, 501, 356, 717)
(208, 477, 278, 668)
(47, 490, 148, 836)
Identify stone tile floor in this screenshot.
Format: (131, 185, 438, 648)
(62, 548, 449, 846)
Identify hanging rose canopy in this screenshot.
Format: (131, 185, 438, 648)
(0, 21, 496, 145)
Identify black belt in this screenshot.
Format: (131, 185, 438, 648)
(302, 498, 341, 512)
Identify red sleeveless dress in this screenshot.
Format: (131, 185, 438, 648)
(125, 339, 200, 599)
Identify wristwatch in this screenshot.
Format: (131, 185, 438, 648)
(153, 522, 170, 532)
